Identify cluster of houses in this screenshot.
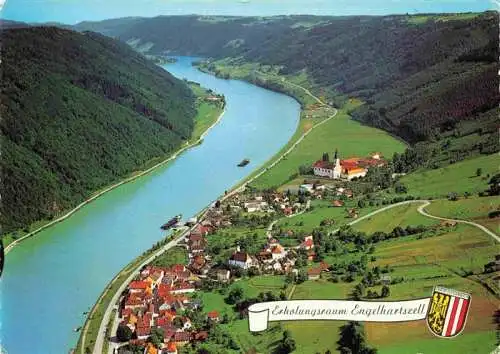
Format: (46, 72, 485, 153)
(120, 263, 210, 354)
(226, 233, 334, 281)
(227, 234, 319, 275)
(185, 224, 212, 276)
(227, 192, 306, 217)
(313, 150, 385, 181)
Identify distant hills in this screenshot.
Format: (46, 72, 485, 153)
(0, 26, 196, 232)
(74, 12, 499, 149)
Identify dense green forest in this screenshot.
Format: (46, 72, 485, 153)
(1, 26, 196, 233)
(76, 12, 499, 149)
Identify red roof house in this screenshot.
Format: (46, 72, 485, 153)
(129, 280, 149, 292)
(207, 311, 220, 322)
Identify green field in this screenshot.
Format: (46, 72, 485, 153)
(372, 224, 497, 273)
(406, 12, 480, 25)
(189, 83, 225, 141)
(425, 196, 500, 234)
(291, 279, 352, 299)
(376, 331, 497, 354)
(200, 276, 286, 313)
(250, 111, 406, 190)
(352, 202, 439, 234)
(365, 224, 498, 353)
(399, 153, 498, 198)
(151, 246, 188, 267)
(197, 275, 289, 353)
(275, 199, 378, 236)
(206, 224, 269, 263)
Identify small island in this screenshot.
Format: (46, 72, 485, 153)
(237, 158, 250, 167)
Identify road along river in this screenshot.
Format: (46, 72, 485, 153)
(0, 57, 300, 354)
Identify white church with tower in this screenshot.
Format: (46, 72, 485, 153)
(312, 149, 384, 181)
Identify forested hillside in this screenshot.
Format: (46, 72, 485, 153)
(76, 12, 499, 148)
(1, 26, 196, 232)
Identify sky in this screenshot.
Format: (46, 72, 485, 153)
(0, 0, 496, 25)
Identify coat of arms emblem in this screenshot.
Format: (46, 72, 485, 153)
(426, 286, 471, 337)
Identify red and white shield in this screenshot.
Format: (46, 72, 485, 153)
(426, 286, 471, 338)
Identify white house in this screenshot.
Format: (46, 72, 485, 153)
(244, 201, 268, 213)
(270, 245, 287, 260)
(312, 158, 341, 179)
(228, 248, 257, 269)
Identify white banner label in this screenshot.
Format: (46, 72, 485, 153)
(248, 298, 430, 332)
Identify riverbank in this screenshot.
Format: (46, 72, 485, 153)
(3, 87, 224, 253)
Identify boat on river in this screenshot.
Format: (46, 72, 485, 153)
(238, 158, 250, 167)
(161, 214, 182, 230)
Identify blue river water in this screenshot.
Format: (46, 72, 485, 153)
(0, 57, 300, 353)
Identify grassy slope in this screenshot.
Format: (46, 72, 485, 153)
(425, 196, 500, 234)
(365, 224, 498, 353)
(352, 202, 440, 233)
(189, 83, 225, 141)
(275, 199, 378, 237)
(399, 153, 498, 198)
(250, 111, 407, 190)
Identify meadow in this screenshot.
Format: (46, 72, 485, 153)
(352, 202, 439, 234)
(365, 223, 498, 353)
(188, 83, 225, 141)
(151, 246, 188, 268)
(398, 153, 498, 198)
(250, 111, 407, 190)
(275, 199, 378, 236)
(197, 275, 289, 353)
(425, 196, 500, 234)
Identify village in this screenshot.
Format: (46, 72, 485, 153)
(113, 151, 388, 354)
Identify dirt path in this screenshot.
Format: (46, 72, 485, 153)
(328, 199, 499, 243)
(417, 201, 499, 243)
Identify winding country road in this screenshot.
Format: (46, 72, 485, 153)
(417, 201, 500, 243)
(328, 199, 499, 243)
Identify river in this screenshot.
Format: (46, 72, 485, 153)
(0, 57, 300, 353)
